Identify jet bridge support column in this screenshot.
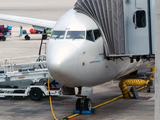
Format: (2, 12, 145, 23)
(155, 0, 160, 119)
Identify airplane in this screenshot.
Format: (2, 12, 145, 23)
(0, 0, 155, 111)
(0, 14, 57, 40)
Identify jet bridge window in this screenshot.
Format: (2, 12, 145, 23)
(66, 31, 85, 39)
(93, 29, 101, 40)
(136, 10, 146, 28)
(51, 31, 65, 39)
(86, 30, 94, 42)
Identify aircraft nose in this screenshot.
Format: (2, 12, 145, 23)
(46, 42, 79, 85)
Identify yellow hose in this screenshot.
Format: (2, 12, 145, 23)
(119, 79, 149, 99)
(151, 67, 155, 78)
(48, 77, 58, 120)
(149, 67, 155, 86)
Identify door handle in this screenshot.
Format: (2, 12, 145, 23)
(133, 12, 137, 29)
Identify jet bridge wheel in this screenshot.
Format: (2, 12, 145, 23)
(76, 98, 92, 111)
(30, 88, 42, 101)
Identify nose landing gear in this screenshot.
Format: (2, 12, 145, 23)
(75, 87, 93, 111)
(76, 97, 92, 111)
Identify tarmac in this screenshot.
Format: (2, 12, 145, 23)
(0, 0, 155, 120)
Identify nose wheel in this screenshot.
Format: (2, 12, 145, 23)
(76, 97, 92, 111)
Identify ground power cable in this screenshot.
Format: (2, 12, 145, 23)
(48, 77, 58, 120)
(65, 85, 148, 119)
(62, 93, 84, 120)
(48, 77, 83, 120)
(48, 79, 149, 119)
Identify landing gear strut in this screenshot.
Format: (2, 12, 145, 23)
(76, 97, 92, 111)
(75, 87, 93, 111)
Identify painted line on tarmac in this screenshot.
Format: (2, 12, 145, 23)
(92, 94, 123, 109)
(62, 86, 146, 120)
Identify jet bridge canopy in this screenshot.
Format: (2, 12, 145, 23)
(74, 0, 125, 55)
(74, 0, 155, 58)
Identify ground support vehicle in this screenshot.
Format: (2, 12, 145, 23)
(19, 26, 51, 40)
(0, 55, 61, 100)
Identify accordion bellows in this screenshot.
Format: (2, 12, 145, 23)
(74, 0, 125, 54)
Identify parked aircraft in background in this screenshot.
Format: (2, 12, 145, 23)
(0, 14, 56, 40)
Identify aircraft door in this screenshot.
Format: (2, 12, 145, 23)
(125, 0, 150, 55)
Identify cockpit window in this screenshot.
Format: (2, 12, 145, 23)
(93, 29, 101, 40)
(86, 30, 94, 42)
(51, 31, 65, 39)
(66, 31, 85, 39)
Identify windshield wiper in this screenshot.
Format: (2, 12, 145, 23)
(54, 36, 59, 40)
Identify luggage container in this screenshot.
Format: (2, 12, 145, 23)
(0, 25, 4, 29)
(45, 29, 52, 34)
(30, 29, 36, 34)
(0, 33, 3, 36)
(7, 26, 12, 30)
(1, 28, 8, 33)
(4, 24, 7, 28)
(0, 25, 12, 41)
(6, 32, 11, 35)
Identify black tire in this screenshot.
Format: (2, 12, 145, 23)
(25, 35, 30, 40)
(0, 37, 2, 41)
(42, 35, 47, 40)
(76, 98, 82, 110)
(147, 89, 151, 93)
(2, 36, 6, 41)
(84, 98, 92, 111)
(30, 88, 42, 101)
(130, 70, 138, 75)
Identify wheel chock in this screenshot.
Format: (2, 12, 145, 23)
(91, 109, 96, 113)
(130, 85, 139, 99)
(73, 109, 95, 114)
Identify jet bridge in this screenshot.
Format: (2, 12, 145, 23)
(74, 0, 155, 58)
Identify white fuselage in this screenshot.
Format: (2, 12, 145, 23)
(46, 9, 154, 87)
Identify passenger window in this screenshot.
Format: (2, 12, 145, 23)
(93, 29, 101, 40)
(136, 10, 146, 28)
(86, 30, 94, 41)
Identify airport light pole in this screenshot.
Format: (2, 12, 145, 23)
(155, 0, 160, 119)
